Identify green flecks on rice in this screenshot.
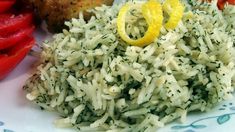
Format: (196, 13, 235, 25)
(24, 0, 235, 131)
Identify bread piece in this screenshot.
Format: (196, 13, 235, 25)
(21, 0, 114, 32)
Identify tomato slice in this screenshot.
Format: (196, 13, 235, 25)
(217, 0, 226, 9)
(217, 0, 235, 9)
(0, 37, 35, 80)
(227, 0, 235, 4)
(0, 14, 12, 21)
(0, 25, 35, 50)
(0, 54, 7, 59)
(0, 12, 33, 35)
(0, 0, 16, 13)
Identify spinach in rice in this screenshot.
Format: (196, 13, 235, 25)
(24, 0, 235, 131)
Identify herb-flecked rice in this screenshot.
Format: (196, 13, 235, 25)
(24, 0, 235, 131)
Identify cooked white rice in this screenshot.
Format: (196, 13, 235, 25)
(24, 0, 235, 131)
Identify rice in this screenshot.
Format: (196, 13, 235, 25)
(24, 0, 235, 131)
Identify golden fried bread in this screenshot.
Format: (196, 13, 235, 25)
(21, 0, 114, 32)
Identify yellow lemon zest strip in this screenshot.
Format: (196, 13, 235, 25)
(117, 0, 163, 47)
(163, 0, 184, 29)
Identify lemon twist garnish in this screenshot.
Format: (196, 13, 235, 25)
(117, 0, 163, 47)
(163, 0, 185, 29)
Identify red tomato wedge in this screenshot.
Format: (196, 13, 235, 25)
(0, 25, 35, 50)
(203, 0, 235, 9)
(0, 12, 33, 35)
(0, 54, 7, 59)
(217, 0, 235, 9)
(0, 37, 35, 80)
(227, 0, 235, 4)
(0, 0, 16, 13)
(0, 0, 36, 80)
(217, 0, 226, 9)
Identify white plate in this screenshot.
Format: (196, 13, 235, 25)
(1, 1, 235, 132)
(1, 25, 235, 132)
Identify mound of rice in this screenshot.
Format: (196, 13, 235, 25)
(24, 0, 235, 131)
